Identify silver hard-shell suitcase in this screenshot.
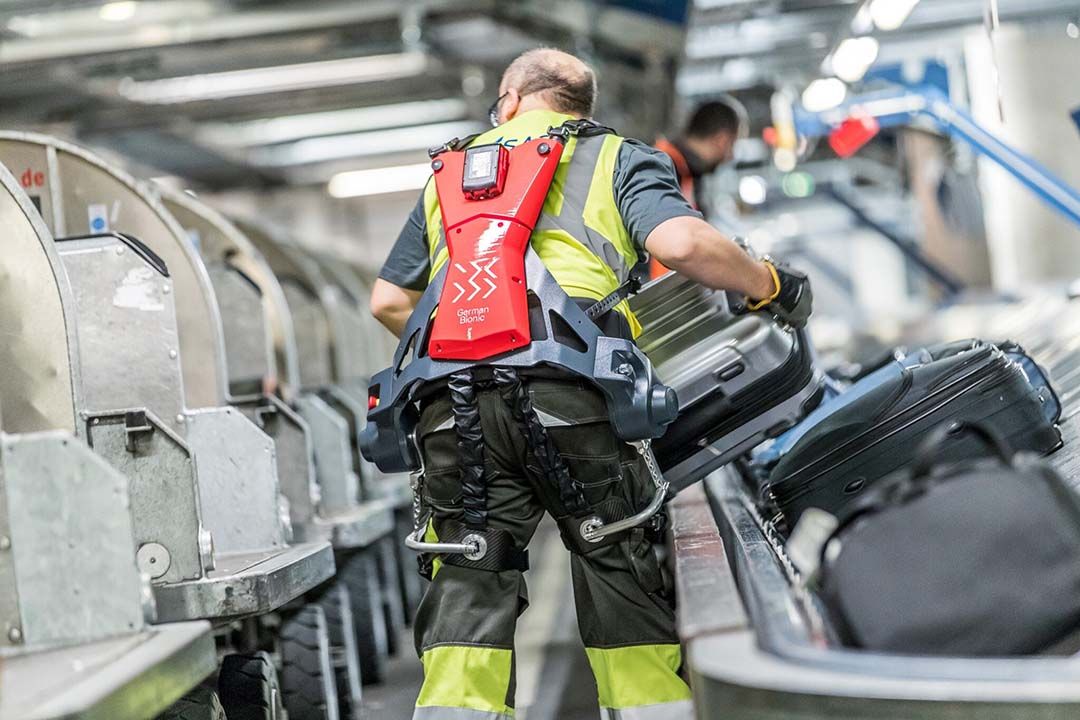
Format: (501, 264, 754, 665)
(630, 273, 825, 490)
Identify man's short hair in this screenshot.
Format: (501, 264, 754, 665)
(503, 48, 597, 117)
(685, 100, 741, 139)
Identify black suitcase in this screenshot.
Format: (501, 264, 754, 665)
(814, 423, 1080, 656)
(766, 342, 1062, 527)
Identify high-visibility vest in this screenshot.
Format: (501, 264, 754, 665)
(654, 137, 696, 209)
(423, 109, 644, 336)
(651, 137, 697, 280)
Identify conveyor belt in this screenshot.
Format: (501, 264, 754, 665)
(672, 298, 1080, 718)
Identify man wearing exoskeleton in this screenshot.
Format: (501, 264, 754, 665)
(366, 48, 811, 719)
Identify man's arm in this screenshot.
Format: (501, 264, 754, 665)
(371, 189, 431, 337)
(644, 216, 775, 300)
(371, 279, 422, 338)
(615, 140, 811, 326)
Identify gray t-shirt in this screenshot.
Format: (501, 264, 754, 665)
(378, 138, 700, 291)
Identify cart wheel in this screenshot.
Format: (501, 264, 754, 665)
(157, 685, 226, 720)
(313, 582, 364, 719)
(376, 536, 406, 656)
(281, 605, 340, 720)
(218, 651, 283, 720)
(338, 549, 388, 685)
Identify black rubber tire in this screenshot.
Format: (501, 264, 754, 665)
(376, 536, 406, 656)
(218, 651, 283, 720)
(280, 605, 340, 720)
(313, 581, 364, 720)
(157, 685, 226, 720)
(394, 509, 426, 625)
(338, 549, 388, 685)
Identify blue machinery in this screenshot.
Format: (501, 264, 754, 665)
(793, 84, 1080, 231)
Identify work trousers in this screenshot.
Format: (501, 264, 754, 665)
(411, 376, 692, 719)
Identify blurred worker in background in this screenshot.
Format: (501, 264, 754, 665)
(651, 99, 744, 277)
(371, 48, 810, 720)
(655, 99, 743, 213)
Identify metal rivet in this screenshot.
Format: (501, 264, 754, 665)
(431, 159, 444, 172)
(0, 536, 10, 551)
(137, 542, 171, 580)
(176, 414, 185, 424)
(8, 626, 22, 643)
(168, 349, 177, 359)
(162, 284, 171, 294)
(115, 246, 125, 255)
(538, 143, 551, 155)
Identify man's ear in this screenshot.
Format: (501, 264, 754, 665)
(501, 88, 521, 123)
(716, 134, 736, 164)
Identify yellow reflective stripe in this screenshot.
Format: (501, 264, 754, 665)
(416, 645, 515, 716)
(430, 247, 450, 280)
(542, 134, 576, 219)
(530, 230, 643, 338)
(470, 109, 574, 147)
(532, 229, 619, 299)
(424, 179, 443, 256)
(424, 519, 442, 579)
(583, 135, 638, 270)
(584, 644, 692, 710)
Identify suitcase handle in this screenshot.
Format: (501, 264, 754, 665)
(910, 421, 1014, 481)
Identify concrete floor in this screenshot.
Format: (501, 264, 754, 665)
(363, 519, 601, 719)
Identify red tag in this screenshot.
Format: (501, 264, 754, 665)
(829, 115, 880, 158)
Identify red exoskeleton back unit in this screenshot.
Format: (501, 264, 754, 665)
(427, 138, 564, 361)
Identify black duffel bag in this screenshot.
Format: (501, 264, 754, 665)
(815, 422, 1080, 656)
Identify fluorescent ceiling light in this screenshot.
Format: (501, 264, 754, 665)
(99, 1, 138, 22)
(738, 175, 768, 205)
(773, 148, 797, 173)
(252, 120, 484, 167)
(200, 99, 468, 148)
(7, 1, 211, 37)
(328, 163, 433, 199)
(830, 36, 879, 83)
(118, 51, 427, 104)
(802, 77, 848, 113)
(850, 3, 874, 34)
(868, 0, 920, 31)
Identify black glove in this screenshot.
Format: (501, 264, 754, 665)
(746, 259, 813, 329)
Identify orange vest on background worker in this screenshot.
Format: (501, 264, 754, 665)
(653, 137, 696, 279)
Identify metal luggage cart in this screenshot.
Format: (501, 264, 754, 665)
(158, 187, 394, 550)
(306, 250, 426, 621)
(0, 134, 351, 716)
(0, 131, 336, 622)
(158, 188, 399, 688)
(0, 163, 216, 720)
(233, 221, 410, 503)
(236, 220, 416, 648)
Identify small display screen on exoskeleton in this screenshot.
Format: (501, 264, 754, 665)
(462, 144, 508, 199)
